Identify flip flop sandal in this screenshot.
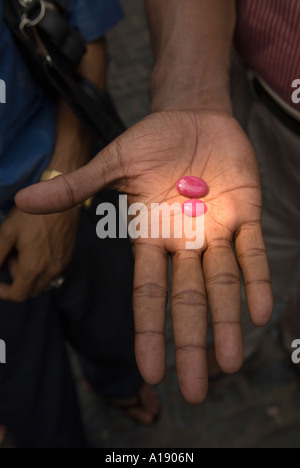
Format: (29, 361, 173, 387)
(107, 395, 161, 426)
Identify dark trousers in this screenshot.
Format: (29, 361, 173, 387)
(0, 192, 142, 448)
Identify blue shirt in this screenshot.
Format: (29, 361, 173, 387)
(0, 0, 123, 218)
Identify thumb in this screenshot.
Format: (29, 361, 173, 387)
(15, 141, 123, 214)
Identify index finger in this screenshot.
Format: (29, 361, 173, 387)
(235, 221, 273, 327)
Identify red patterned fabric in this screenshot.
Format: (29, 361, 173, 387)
(236, 0, 300, 111)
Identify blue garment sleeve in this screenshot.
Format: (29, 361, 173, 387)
(62, 0, 124, 42)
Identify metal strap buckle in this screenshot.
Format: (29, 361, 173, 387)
(19, 0, 46, 36)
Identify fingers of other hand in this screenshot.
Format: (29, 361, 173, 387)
(0, 227, 16, 268)
(235, 222, 273, 327)
(203, 241, 244, 374)
(171, 250, 208, 404)
(0, 253, 54, 302)
(0, 227, 20, 301)
(0, 267, 37, 302)
(0, 257, 66, 302)
(133, 242, 169, 386)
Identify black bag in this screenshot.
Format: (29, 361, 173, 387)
(3, 0, 126, 147)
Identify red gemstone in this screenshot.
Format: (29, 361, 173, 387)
(182, 199, 207, 217)
(176, 176, 208, 198)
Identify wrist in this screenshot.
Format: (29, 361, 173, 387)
(150, 65, 233, 115)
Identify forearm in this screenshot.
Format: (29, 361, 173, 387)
(146, 0, 236, 114)
(47, 38, 107, 173)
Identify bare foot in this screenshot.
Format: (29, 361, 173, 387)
(108, 384, 160, 426)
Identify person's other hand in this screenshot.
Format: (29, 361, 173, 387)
(0, 206, 79, 302)
(16, 110, 273, 403)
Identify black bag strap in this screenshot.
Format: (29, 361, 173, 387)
(3, 0, 126, 147)
(35, 7, 86, 67)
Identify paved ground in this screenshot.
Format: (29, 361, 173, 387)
(78, 331, 300, 449)
(2, 0, 300, 449)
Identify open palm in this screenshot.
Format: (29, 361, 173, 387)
(16, 110, 273, 404)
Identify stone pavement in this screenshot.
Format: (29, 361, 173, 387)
(78, 330, 300, 449)
(2, 0, 300, 449)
